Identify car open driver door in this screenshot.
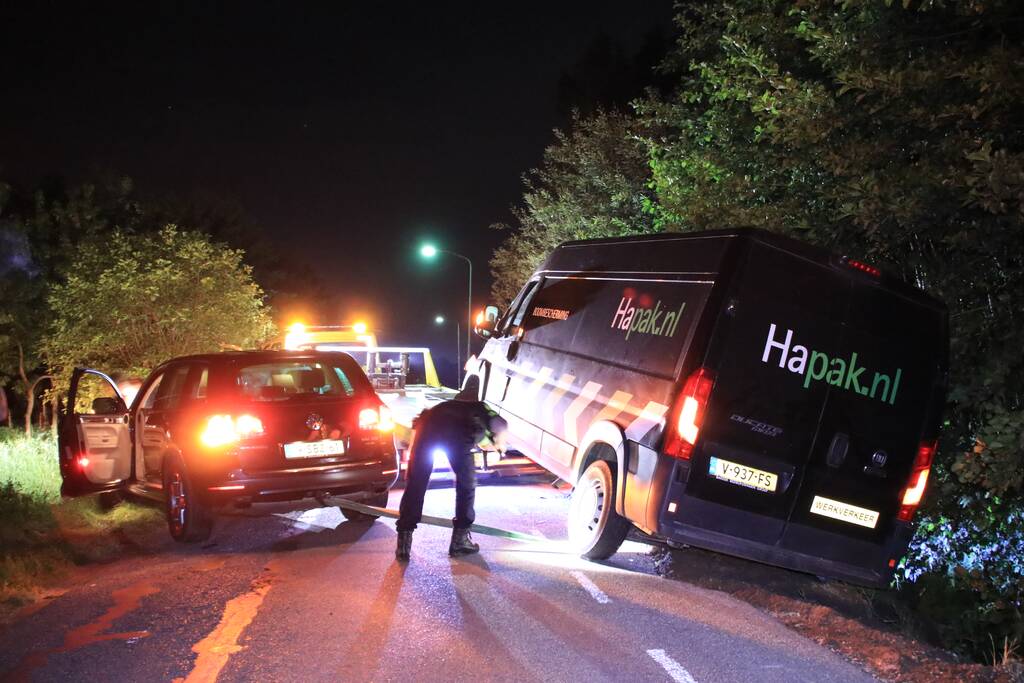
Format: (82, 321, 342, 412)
(58, 368, 132, 496)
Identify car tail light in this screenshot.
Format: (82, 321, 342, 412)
(898, 440, 936, 522)
(200, 414, 264, 447)
(664, 367, 715, 460)
(359, 405, 394, 432)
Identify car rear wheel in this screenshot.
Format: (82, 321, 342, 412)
(164, 456, 213, 543)
(568, 460, 630, 560)
(339, 491, 390, 523)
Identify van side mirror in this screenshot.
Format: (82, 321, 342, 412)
(474, 305, 501, 339)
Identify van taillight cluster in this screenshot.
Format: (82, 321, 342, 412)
(664, 367, 715, 460)
(898, 440, 936, 522)
(843, 257, 881, 277)
(200, 414, 265, 447)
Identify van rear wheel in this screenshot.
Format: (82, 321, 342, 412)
(569, 460, 630, 560)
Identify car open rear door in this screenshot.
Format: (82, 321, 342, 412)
(58, 368, 132, 496)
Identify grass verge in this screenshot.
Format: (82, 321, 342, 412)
(0, 428, 163, 612)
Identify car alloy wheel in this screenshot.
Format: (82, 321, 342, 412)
(168, 470, 187, 537)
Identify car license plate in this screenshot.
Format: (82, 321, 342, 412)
(810, 495, 879, 529)
(283, 439, 345, 459)
(708, 456, 778, 492)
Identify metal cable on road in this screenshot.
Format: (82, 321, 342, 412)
(334, 498, 547, 543)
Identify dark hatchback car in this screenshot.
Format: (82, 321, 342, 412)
(58, 351, 399, 541)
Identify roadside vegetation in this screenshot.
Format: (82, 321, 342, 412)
(0, 428, 162, 608)
(493, 0, 1023, 665)
(0, 180, 279, 610)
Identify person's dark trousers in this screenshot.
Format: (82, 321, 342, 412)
(396, 447, 476, 532)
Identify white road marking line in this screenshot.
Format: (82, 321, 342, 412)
(570, 571, 610, 604)
(646, 649, 698, 683)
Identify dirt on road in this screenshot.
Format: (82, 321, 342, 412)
(652, 543, 1022, 682)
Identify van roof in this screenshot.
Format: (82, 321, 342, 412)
(545, 228, 944, 313)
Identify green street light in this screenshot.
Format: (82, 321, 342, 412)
(434, 315, 445, 324)
(418, 242, 473, 387)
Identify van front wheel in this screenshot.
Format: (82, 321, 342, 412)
(568, 460, 630, 560)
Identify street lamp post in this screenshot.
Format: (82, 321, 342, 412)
(434, 315, 461, 387)
(420, 244, 471, 387)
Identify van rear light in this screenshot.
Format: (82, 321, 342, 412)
(359, 405, 394, 432)
(200, 414, 264, 447)
(897, 440, 936, 522)
(842, 257, 881, 277)
(664, 367, 715, 460)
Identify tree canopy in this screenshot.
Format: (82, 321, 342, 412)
(42, 226, 274, 385)
(491, 0, 1023, 659)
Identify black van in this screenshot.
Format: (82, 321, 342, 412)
(471, 229, 947, 587)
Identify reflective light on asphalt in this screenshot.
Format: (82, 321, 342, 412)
(647, 649, 699, 683)
(275, 506, 344, 532)
(570, 571, 610, 604)
(619, 539, 655, 553)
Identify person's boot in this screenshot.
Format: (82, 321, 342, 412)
(395, 530, 413, 561)
(449, 528, 479, 556)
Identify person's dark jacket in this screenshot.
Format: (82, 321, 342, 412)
(411, 400, 506, 456)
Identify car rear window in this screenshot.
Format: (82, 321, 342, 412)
(234, 359, 367, 401)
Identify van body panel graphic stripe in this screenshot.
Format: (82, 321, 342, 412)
(591, 390, 634, 427)
(542, 373, 576, 429)
(625, 401, 669, 442)
(564, 381, 602, 446)
(523, 366, 554, 399)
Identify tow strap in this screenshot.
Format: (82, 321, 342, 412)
(333, 498, 547, 544)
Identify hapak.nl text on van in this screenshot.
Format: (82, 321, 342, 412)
(762, 323, 902, 405)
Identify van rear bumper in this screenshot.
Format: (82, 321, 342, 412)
(658, 509, 913, 588)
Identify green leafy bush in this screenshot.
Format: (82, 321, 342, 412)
(902, 497, 1024, 661)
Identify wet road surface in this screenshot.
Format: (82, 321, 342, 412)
(0, 476, 875, 682)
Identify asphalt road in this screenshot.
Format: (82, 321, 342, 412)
(0, 475, 875, 682)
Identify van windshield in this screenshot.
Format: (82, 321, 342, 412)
(234, 360, 363, 402)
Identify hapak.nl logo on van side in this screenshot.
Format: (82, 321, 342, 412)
(762, 323, 903, 405)
(610, 297, 686, 340)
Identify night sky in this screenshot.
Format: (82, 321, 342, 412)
(1, 2, 674, 380)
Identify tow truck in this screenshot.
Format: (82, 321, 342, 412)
(274, 322, 540, 479)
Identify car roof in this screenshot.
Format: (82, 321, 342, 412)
(162, 350, 357, 365)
